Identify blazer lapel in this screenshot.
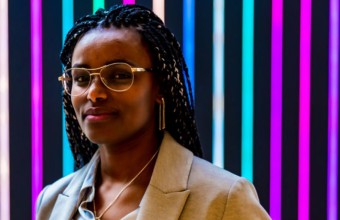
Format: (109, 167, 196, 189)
(138, 132, 193, 220)
(49, 151, 100, 220)
(49, 193, 79, 219)
(137, 186, 190, 220)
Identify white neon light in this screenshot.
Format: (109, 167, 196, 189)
(0, 0, 10, 219)
(212, 0, 225, 168)
(153, 0, 165, 22)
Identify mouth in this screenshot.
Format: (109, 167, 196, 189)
(83, 107, 119, 122)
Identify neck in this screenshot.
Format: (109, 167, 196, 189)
(98, 130, 162, 183)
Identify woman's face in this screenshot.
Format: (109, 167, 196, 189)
(71, 26, 159, 147)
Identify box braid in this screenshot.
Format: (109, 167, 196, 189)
(60, 4, 202, 169)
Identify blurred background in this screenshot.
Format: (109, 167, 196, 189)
(0, 0, 338, 219)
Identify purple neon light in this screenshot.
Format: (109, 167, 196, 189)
(31, 0, 43, 219)
(123, 0, 135, 4)
(270, 0, 283, 219)
(328, 0, 339, 219)
(298, 0, 311, 219)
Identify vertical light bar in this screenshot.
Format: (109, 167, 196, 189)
(153, 0, 165, 22)
(212, 0, 225, 168)
(0, 0, 10, 219)
(183, 0, 195, 97)
(270, 0, 283, 218)
(298, 0, 311, 219)
(123, 0, 135, 4)
(93, 0, 104, 12)
(328, 0, 339, 219)
(62, 0, 74, 176)
(241, 0, 254, 181)
(31, 0, 43, 219)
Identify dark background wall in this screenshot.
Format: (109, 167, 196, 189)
(8, 0, 337, 219)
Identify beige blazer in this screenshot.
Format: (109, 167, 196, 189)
(36, 133, 271, 219)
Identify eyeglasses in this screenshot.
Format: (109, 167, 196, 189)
(58, 62, 152, 96)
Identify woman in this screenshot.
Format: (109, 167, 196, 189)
(36, 4, 270, 220)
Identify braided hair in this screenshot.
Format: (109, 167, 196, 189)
(61, 4, 202, 169)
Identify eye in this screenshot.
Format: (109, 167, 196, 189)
(101, 64, 134, 88)
(104, 71, 132, 86)
(72, 70, 90, 85)
(74, 75, 90, 82)
(112, 71, 132, 80)
(103, 66, 133, 83)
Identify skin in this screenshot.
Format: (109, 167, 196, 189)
(71, 26, 162, 219)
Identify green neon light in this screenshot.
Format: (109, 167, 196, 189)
(93, 0, 105, 13)
(241, 0, 254, 182)
(62, 0, 74, 176)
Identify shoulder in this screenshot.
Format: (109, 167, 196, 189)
(184, 156, 271, 219)
(36, 151, 100, 212)
(190, 156, 241, 187)
(36, 171, 77, 207)
(35, 164, 90, 219)
(187, 156, 245, 200)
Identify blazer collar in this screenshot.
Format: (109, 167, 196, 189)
(138, 132, 193, 220)
(49, 151, 100, 219)
(49, 132, 194, 220)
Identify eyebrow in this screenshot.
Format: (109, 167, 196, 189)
(71, 63, 90, 68)
(71, 59, 137, 68)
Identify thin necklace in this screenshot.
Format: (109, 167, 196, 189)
(93, 149, 159, 220)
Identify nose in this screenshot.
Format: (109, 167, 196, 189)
(86, 75, 108, 102)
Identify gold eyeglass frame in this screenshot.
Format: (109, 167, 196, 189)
(58, 62, 152, 96)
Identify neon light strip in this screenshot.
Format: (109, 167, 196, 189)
(123, 0, 135, 4)
(62, 0, 74, 176)
(241, 0, 254, 181)
(270, 0, 283, 218)
(212, 0, 225, 168)
(183, 0, 195, 97)
(93, 0, 104, 12)
(153, 0, 165, 22)
(31, 0, 43, 219)
(298, 0, 311, 219)
(327, 0, 339, 219)
(0, 0, 10, 219)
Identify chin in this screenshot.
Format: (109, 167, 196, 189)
(83, 130, 111, 145)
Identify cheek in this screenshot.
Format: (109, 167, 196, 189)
(126, 87, 157, 118)
(71, 96, 82, 121)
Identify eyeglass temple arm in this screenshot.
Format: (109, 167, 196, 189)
(58, 76, 72, 82)
(131, 67, 153, 72)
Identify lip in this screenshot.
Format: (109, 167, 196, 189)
(83, 107, 118, 122)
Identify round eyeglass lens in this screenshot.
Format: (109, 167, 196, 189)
(67, 68, 91, 96)
(100, 63, 134, 92)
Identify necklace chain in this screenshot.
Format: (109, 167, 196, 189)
(93, 150, 159, 220)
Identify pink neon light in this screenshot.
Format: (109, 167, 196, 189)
(123, 0, 135, 4)
(298, 0, 311, 219)
(328, 0, 339, 219)
(31, 0, 43, 219)
(270, 0, 283, 219)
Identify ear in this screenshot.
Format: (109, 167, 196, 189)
(155, 84, 163, 104)
(156, 95, 164, 104)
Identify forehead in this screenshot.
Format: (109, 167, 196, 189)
(72, 26, 151, 67)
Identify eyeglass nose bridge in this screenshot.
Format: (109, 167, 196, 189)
(87, 71, 109, 89)
(89, 72, 101, 80)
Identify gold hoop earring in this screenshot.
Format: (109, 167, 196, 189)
(159, 97, 166, 130)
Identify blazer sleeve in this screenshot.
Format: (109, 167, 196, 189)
(222, 178, 271, 220)
(36, 185, 54, 220)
